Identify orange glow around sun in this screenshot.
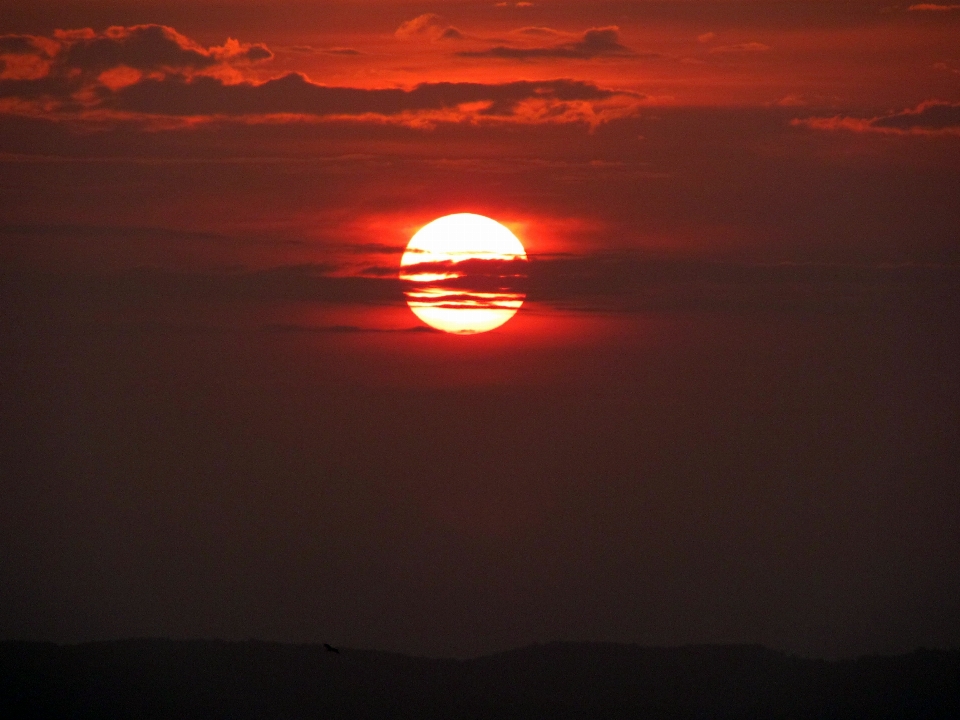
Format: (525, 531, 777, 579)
(400, 213, 528, 334)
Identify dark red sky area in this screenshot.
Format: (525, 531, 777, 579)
(1, 1, 959, 658)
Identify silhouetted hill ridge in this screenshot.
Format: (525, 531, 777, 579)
(1, 640, 958, 718)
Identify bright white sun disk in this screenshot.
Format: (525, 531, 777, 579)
(400, 213, 528, 334)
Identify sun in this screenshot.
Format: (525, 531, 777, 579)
(400, 213, 528, 334)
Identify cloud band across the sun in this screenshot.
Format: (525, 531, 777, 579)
(10, 248, 950, 315)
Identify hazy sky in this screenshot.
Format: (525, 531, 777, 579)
(1, 1, 958, 658)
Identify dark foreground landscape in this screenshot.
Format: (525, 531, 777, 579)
(2, 640, 958, 719)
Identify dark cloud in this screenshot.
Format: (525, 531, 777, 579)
(513, 27, 567, 38)
(0, 76, 75, 100)
(0, 34, 58, 82)
(0, 60, 636, 125)
(338, 242, 407, 256)
(400, 257, 527, 276)
(355, 258, 530, 311)
(0, 25, 639, 126)
(873, 101, 960, 131)
(242, 46, 273, 62)
(400, 257, 528, 295)
(459, 26, 639, 60)
(794, 101, 960, 135)
(362, 265, 404, 277)
(0, 35, 50, 55)
(258, 44, 361, 56)
(58, 25, 215, 73)
(105, 74, 629, 118)
(0, 25, 272, 93)
(404, 295, 523, 311)
(55, 25, 272, 75)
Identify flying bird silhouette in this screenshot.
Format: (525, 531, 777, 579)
(323, 643, 340, 654)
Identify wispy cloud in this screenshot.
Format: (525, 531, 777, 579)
(395, 14, 465, 42)
(458, 26, 642, 60)
(793, 100, 960, 136)
(709, 42, 771, 54)
(263, 323, 439, 334)
(907, 4, 960, 11)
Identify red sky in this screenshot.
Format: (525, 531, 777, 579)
(1, 1, 959, 658)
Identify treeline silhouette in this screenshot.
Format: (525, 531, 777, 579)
(2, 640, 958, 718)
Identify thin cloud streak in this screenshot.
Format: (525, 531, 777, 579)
(263, 323, 440, 334)
(458, 26, 642, 60)
(709, 42, 771, 54)
(793, 100, 960, 136)
(907, 4, 960, 10)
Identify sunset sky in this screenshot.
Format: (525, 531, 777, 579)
(1, 0, 959, 659)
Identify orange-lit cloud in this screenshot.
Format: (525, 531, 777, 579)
(0, 34, 58, 80)
(96, 65, 143, 91)
(0, 26, 648, 128)
(1, 42, 643, 128)
(395, 14, 464, 41)
(0, 25, 272, 93)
